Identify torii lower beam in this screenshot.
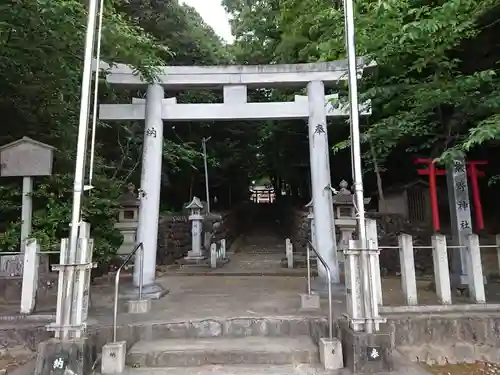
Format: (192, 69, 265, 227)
(99, 96, 372, 121)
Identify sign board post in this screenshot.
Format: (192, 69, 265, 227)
(0, 137, 55, 315)
(0, 136, 56, 249)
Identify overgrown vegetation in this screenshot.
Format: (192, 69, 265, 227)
(224, 0, 500, 197)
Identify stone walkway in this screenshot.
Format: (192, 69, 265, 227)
(86, 218, 343, 327)
(88, 274, 344, 327)
(164, 217, 311, 276)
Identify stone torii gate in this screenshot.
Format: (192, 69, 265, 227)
(97, 60, 373, 298)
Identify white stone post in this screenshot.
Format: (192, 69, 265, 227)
(466, 234, 485, 303)
(337, 228, 354, 263)
(345, 240, 363, 331)
(220, 239, 226, 259)
(134, 84, 165, 296)
(307, 81, 339, 284)
(285, 238, 293, 269)
(432, 234, 452, 305)
(210, 243, 217, 268)
(398, 234, 418, 306)
(20, 238, 38, 314)
(365, 219, 382, 306)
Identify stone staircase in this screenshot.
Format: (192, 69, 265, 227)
(127, 336, 317, 367)
(100, 317, 337, 375)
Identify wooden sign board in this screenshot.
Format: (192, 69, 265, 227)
(0, 137, 55, 177)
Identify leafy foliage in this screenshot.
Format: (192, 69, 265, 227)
(3, 0, 500, 259)
(225, 0, 500, 197)
(0, 0, 239, 264)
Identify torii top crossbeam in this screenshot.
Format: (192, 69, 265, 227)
(94, 59, 375, 89)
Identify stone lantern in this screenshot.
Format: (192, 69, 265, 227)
(115, 183, 140, 255)
(184, 196, 205, 261)
(332, 180, 371, 263)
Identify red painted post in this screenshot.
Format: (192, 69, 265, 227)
(467, 161, 487, 231)
(414, 158, 445, 232)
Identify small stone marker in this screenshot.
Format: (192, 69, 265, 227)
(101, 341, 126, 374)
(285, 238, 293, 268)
(299, 293, 320, 310)
(319, 337, 344, 370)
(210, 243, 217, 268)
(220, 238, 226, 259)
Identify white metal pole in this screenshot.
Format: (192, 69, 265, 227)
(202, 137, 211, 213)
(343, 0, 374, 332)
(88, 0, 106, 187)
(64, 0, 100, 339)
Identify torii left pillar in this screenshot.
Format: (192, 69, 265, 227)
(132, 84, 168, 299)
(307, 81, 341, 291)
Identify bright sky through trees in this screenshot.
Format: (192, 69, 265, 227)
(181, 0, 234, 43)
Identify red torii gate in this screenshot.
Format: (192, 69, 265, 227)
(414, 158, 487, 232)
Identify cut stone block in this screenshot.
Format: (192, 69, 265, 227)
(319, 337, 343, 370)
(126, 336, 318, 367)
(126, 299, 151, 314)
(339, 321, 394, 373)
(34, 337, 95, 375)
(299, 293, 320, 310)
(101, 341, 126, 374)
(105, 364, 335, 375)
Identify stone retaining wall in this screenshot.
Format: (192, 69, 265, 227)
(287, 208, 309, 255)
(385, 313, 500, 365)
(286, 206, 434, 274)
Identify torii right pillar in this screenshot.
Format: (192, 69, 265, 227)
(307, 81, 341, 291)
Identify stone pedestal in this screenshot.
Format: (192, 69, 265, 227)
(311, 277, 345, 299)
(101, 341, 126, 374)
(120, 283, 168, 300)
(339, 321, 394, 374)
(299, 293, 320, 310)
(319, 337, 344, 370)
(35, 338, 96, 375)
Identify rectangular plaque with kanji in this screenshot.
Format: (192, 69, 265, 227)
(446, 157, 472, 285)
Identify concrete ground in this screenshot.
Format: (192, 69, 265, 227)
(3, 207, 500, 374)
(88, 226, 343, 326)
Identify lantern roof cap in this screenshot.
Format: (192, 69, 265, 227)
(186, 196, 204, 209)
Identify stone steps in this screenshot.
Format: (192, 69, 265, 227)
(113, 364, 336, 375)
(126, 336, 319, 368)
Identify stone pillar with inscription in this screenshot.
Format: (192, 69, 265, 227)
(446, 157, 473, 288)
(133, 84, 168, 299)
(307, 81, 340, 287)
